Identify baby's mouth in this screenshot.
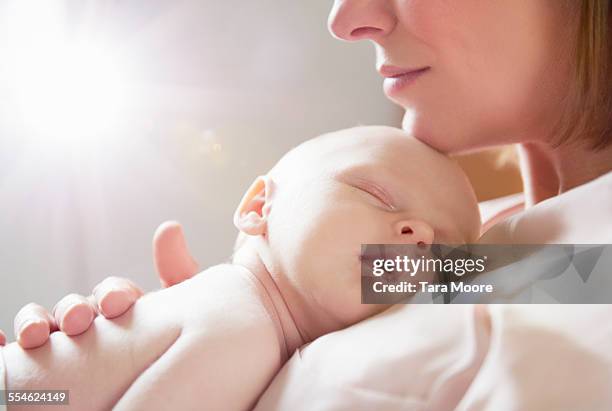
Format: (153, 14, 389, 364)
(359, 245, 388, 278)
(359, 245, 425, 283)
(360, 245, 386, 258)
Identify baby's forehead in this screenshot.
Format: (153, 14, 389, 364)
(270, 126, 481, 242)
(294, 127, 444, 175)
(312, 126, 415, 153)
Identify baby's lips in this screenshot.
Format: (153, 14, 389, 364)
(359, 257, 378, 278)
(359, 246, 388, 278)
(359, 244, 428, 281)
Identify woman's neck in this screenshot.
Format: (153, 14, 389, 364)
(518, 139, 612, 207)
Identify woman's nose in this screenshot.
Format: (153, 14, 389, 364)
(328, 0, 396, 42)
(394, 219, 434, 247)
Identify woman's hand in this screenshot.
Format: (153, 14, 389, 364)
(0, 221, 199, 348)
(11, 277, 145, 349)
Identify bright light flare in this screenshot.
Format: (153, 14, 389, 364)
(15, 44, 130, 142)
(2, 0, 135, 148)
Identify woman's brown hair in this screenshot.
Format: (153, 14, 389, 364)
(554, 0, 611, 150)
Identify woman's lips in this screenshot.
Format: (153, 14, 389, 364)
(380, 66, 430, 97)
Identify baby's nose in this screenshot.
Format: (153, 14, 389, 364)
(394, 219, 434, 247)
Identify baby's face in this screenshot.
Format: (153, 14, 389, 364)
(257, 127, 480, 330)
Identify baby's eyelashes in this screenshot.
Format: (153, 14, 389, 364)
(352, 181, 396, 211)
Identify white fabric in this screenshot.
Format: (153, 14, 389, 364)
(255, 304, 612, 411)
(457, 305, 612, 411)
(255, 304, 489, 411)
(478, 192, 524, 226)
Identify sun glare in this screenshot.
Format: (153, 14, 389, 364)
(15, 44, 130, 143)
(2, 0, 134, 148)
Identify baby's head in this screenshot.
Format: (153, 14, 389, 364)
(232, 126, 480, 335)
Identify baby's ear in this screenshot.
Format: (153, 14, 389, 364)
(233, 175, 273, 236)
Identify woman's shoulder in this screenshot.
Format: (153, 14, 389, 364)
(480, 171, 612, 244)
(479, 192, 525, 234)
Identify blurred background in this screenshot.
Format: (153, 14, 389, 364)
(0, 0, 521, 336)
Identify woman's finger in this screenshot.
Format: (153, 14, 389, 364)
(92, 276, 144, 318)
(154, 221, 199, 287)
(0, 329, 6, 346)
(14, 303, 58, 349)
(52, 293, 97, 336)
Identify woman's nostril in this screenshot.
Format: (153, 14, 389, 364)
(401, 226, 413, 235)
(350, 26, 383, 39)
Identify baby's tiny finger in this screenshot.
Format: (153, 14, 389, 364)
(14, 303, 56, 349)
(92, 277, 144, 318)
(52, 294, 96, 336)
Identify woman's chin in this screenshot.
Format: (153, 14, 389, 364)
(406, 121, 488, 155)
(402, 119, 451, 153)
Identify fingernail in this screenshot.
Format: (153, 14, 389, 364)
(99, 289, 129, 318)
(61, 303, 94, 335)
(17, 319, 41, 334)
(17, 320, 49, 348)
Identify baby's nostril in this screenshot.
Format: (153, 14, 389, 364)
(401, 226, 413, 235)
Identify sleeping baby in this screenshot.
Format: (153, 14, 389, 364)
(0, 126, 481, 410)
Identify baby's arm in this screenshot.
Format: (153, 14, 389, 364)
(113, 266, 284, 411)
(2, 265, 283, 411)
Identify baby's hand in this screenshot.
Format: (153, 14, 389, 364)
(2, 221, 199, 349)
